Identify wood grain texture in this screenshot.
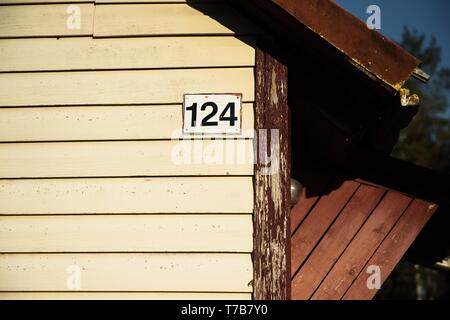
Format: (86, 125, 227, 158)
(0, 177, 254, 214)
(0, 104, 254, 141)
(94, 4, 257, 37)
(0, 68, 254, 107)
(0, 4, 94, 37)
(291, 184, 385, 300)
(342, 199, 437, 300)
(290, 189, 319, 235)
(253, 47, 290, 300)
(95, 0, 220, 2)
(0, 140, 254, 178)
(0, 36, 255, 72)
(0, 253, 253, 292)
(291, 180, 360, 276)
(0, 214, 253, 253)
(0, 292, 252, 300)
(312, 191, 412, 300)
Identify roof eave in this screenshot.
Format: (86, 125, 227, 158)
(229, 0, 423, 91)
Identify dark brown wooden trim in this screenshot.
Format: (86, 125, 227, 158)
(253, 47, 290, 300)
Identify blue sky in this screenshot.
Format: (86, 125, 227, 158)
(336, 0, 450, 69)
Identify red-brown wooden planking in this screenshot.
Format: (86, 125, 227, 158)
(292, 184, 385, 299)
(342, 198, 437, 300)
(311, 191, 412, 300)
(290, 189, 320, 235)
(291, 180, 360, 276)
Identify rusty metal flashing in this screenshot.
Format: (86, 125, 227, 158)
(229, 0, 423, 91)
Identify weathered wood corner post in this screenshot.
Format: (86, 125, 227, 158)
(253, 47, 291, 299)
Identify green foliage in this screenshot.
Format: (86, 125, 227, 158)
(380, 28, 450, 300)
(375, 261, 450, 300)
(392, 27, 450, 173)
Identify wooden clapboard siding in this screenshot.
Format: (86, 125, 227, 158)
(96, 0, 220, 3)
(93, 4, 257, 37)
(0, 1, 220, 5)
(0, 253, 253, 292)
(0, 140, 254, 178)
(0, 36, 255, 72)
(0, 1, 257, 298)
(0, 104, 254, 141)
(291, 184, 385, 300)
(311, 191, 412, 300)
(0, 215, 253, 252)
(1, 1, 92, 3)
(0, 4, 94, 38)
(291, 180, 359, 276)
(0, 292, 252, 300)
(0, 177, 254, 214)
(342, 199, 437, 300)
(0, 68, 254, 107)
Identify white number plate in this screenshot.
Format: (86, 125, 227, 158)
(183, 94, 242, 134)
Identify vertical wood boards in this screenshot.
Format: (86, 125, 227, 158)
(253, 47, 290, 300)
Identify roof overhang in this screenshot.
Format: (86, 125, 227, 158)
(229, 0, 424, 91)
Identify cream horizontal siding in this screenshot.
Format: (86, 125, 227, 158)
(0, 0, 216, 3)
(0, 292, 252, 300)
(0, 177, 254, 214)
(0, 104, 254, 141)
(1, 1, 93, 4)
(0, 1, 256, 298)
(96, 0, 220, 3)
(0, 68, 254, 107)
(0, 215, 253, 252)
(0, 253, 253, 292)
(0, 4, 94, 37)
(94, 4, 257, 37)
(0, 37, 255, 72)
(0, 140, 254, 178)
